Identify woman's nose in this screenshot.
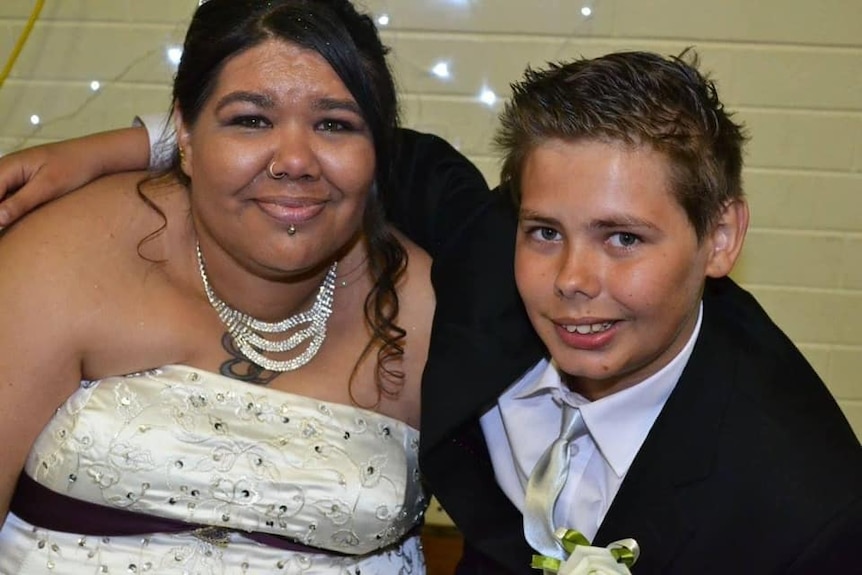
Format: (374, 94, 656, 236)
(267, 128, 321, 181)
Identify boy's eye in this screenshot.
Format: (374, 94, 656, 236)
(528, 226, 561, 242)
(608, 232, 640, 248)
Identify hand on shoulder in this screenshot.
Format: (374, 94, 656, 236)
(0, 127, 151, 227)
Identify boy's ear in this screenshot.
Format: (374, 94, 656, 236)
(705, 198, 749, 278)
(174, 107, 193, 178)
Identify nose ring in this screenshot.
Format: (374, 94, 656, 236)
(267, 160, 286, 180)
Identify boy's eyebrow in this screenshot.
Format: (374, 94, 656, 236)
(519, 209, 661, 231)
(518, 210, 560, 225)
(214, 91, 275, 112)
(589, 215, 660, 232)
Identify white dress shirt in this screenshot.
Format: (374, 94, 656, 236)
(480, 304, 702, 542)
(133, 113, 174, 170)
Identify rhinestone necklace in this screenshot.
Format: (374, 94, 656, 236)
(195, 242, 337, 372)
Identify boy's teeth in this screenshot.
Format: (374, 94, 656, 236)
(565, 321, 613, 334)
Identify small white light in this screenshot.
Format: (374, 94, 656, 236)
(377, 14, 390, 27)
(479, 88, 497, 107)
(167, 46, 183, 66)
(90, 80, 101, 92)
(30, 114, 40, 125)
(431, 61, 451, 80)
(581, 6, 592, 17)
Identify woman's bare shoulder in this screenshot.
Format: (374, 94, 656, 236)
(0, 172, 192, 378)
(389, 228, 434, 427)
(0, 172, 187, 323)
(2, 171, 185, 261)
(0, 175, 143, 382)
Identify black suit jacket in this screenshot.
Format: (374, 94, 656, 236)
(390, 130, 861, 574)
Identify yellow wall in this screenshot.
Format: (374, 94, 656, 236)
(1, 1, 860, 438)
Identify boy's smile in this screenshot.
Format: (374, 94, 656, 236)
(515, 138, 735, 400)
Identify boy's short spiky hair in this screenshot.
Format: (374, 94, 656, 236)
(494, 49, 747, 240)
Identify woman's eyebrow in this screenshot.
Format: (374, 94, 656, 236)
(312, 97, 362, 115)
(214, 91, 275, 113)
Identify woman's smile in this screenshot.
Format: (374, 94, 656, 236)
(254, 196, 328, 226)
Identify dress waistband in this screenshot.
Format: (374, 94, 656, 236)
(9, 472, 349, 555)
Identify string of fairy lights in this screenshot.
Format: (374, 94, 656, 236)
(0, 0, 599, 157)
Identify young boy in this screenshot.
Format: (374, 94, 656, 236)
(454, 50, 860, 574)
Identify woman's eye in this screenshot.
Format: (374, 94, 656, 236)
(609, 232, 640, 248)
(318, 119, 351, 132)
(231, 116, 269, 129)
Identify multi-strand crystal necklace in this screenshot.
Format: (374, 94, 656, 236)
(195, 242, 337, 372)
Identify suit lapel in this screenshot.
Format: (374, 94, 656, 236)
(594, 295, 739, 572)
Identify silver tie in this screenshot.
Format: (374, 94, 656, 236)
(523, 404, 587, 557)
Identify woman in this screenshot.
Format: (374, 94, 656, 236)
(0, 0, 436, 572)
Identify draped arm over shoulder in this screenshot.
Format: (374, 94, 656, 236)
(386, 128, 492, 256)
(387, 129, 544, 452)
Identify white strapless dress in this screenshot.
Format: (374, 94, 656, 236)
(0, 366, 427, 574)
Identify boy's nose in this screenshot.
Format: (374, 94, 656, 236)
(553, 247, 600, 299)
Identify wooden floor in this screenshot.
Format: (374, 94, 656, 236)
(421, 524, 464, 575)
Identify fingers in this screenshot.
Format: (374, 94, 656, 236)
(0, 165, 26, 227)
(0, 159, 25, 197)
(0, 147, 50, 227)
(0, 176, 51, 228)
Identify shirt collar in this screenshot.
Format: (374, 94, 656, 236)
(510, 358, 562, 400)
(515, 303, 703, 478)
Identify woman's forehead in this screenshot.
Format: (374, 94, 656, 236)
(213, 40, 352, 99)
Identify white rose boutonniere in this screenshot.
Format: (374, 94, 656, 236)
(532, 528, 639, 575)
(557, 545, 632, 575)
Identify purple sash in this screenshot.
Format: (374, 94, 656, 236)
(9, 472, 349, 554)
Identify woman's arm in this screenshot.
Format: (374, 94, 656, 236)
(0, 199, 92, 526)
(1, 123, 473, 238)
(0, 126, 151, 227)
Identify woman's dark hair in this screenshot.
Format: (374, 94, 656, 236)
(145, 0, 407, 402)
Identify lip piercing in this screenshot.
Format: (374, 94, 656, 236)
(267, 161, 286, 180)
(287, 224, 297, 236)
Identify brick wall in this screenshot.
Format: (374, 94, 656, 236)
(1, 0, 859, 444)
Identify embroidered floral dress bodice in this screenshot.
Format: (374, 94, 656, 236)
(0, 366, 427, 574)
